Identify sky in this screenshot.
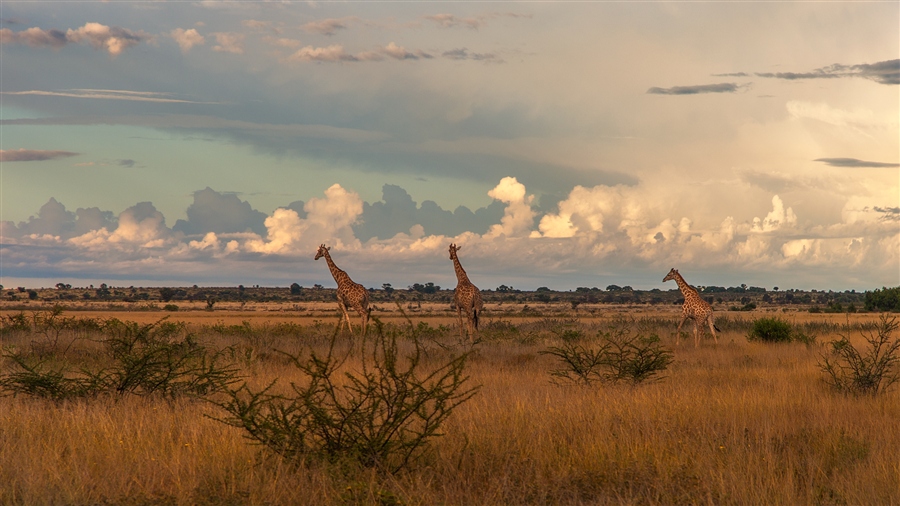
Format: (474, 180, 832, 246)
(1, 1, 898, 292)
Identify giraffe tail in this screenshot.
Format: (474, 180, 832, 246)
(473, 308, 479, 330)
(714, 324, 721, 333)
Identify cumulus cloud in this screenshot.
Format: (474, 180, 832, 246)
(3, 178, 896, 289)
(0, 26, 67, 48)
(212, 32, 244, 54)
(750, 195, 797, 233)
(756, 59, 899, 85)
(246, 183, 363, 254)
(646, 83, 746, 95)
(814, 158, 899, 168)
(442, 48, 501, 62)
(0, 149, 78, 162)
(289, 43, 432, 63)
(354, 184, 504, 241)
(65, 22, 148, 56)
(290, 44, 357, 62)
(484, 177, 536, 238)
(172, 187, 268, 237)
(170, 28, 205, 53)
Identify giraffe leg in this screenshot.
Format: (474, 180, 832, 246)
(693, 321, 701, 348)
(675, 318, 687, 346)
(456, 306, 466, 341)
(360, 307, 369, 337)
(707, 318, 718, 345)
(339, 301, 353, 335)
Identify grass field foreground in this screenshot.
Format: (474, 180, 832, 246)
(1, 311, 898, 505)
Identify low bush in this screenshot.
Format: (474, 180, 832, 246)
(543, 319, 672, 385)
(819, 315, 900, 396)
(747, 317, 794, 343)
(210, 320, 479, 474)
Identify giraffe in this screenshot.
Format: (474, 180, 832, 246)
(663, 268, 718, 347)
(449, 243, 483, 342)
(315, 244, 369, 336)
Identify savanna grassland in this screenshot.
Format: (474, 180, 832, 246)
(0, 302, 898, 506)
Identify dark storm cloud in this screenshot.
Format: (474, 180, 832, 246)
(646, 83, 743, 95)
(353, 184, 505, 241)
(0, 149, 78, 161)
(756, 59, 899, 85)
(172, 187, 269, 237)
(814, 158, 900, 168)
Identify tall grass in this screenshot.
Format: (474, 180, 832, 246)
(1, 312, 898, 505)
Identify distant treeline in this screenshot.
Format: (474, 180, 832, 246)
(6, 283, 900, 313)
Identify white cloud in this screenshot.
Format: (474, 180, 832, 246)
(170, 28, 205, 53)
(484, 177, 536, 238)
(246, 183, 363, 254)
(66, 22, 146, 56)
(212, 32, 245, 54)
(751, 195, 797, 233)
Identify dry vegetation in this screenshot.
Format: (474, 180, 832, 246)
(1, 307, 898, 505)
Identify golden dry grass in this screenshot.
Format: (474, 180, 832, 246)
(1, 310, 898, 505)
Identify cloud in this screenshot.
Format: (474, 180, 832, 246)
(425, 14, 485, 29)
(288, 43, 432, 63)
(756, 59, 899, 85)
(646, 83, 745, 95)
(814, 158, 899, 168)
(484, 177, 536, 238)
(1, 89, 215, 104)
(0, 26, 67, 48)
(442, 48, 501, 62)
(301, 17, 355, 36)
(64, 22, 148, 56)
(786, 101, 883, 134)
(172, 187, 269, 237)
(289, 44, 358, 62)
(750, 196, 797, 233)
(0, 149, 78, 162)
(354, 184, 504, 241)
(246, 183, 363, 254)
(170, 28, 205, 53)
(382, 42, 433, 61)
(212, 32, 244, 54)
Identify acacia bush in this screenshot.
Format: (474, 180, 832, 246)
(543, 318, 672, 385)
(0, 314, 241, 400)
(210, 319, 478, 474)
(819, 315, 900, 396)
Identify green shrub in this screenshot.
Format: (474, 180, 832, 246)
(747, 317, 794, 343)
(819, 315, 900, 396)
(163, 304, 179, 311)
(210, 320, 478, 473)
(543, 319, 672, 385)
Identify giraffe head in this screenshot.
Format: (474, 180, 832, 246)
(448, 243, 461, 260)
(314, 244, 330, 260)
(663, 268, 679, 283)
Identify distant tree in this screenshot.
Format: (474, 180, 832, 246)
(27, 290, 38, 300)
(382, 283, 394, 296)
(536, 286, 551, 292)
(496, 285, 514, 293)
(606, 285, 622, 292)
(56, 283, 71, 290)
(865, 287, 900, 312)
(314, 284, 323, 290)
(159, 287, 176, 302)
(290, 283, 302, 295)
(410, 282, 440, 294)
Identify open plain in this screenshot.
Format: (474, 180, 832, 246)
(1, 301, 898, 505)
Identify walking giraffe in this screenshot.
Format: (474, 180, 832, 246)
(315, 244, 369, 336)
(449, 243, 483, 342)
(663, 268, 718, 347)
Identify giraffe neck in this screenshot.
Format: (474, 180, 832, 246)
(452, 257, 471, 285)
(323, 251, 349, 286)
(673, 272, 699, 299)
